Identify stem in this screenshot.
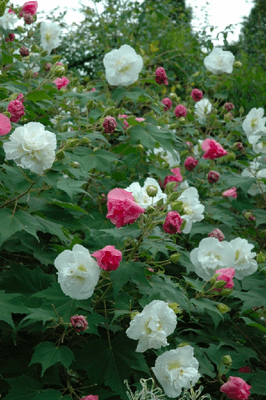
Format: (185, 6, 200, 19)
(0, 181, 35, 209)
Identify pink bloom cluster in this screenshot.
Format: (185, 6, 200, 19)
(53, 76, 70, 90)
(0, 114, 12, 136)
(175, 104, 187, 118)
(155, 67, 168, 85)
(223, 187, 237, 198)
(208, 170, 220, 184)
(80, 396, 99, 400)
(191, 88, 203, 102)
(103, 116, 117, 133)
(92, 245, 122, 271)
(161, 97, 172, 111)
(164, 167, 183, 188)
(201, 138, 227, 160)
(184, 156, 198, 171)
(106, 188, 145, 228)
(7, 95, 25, 123)
(70, 315, 88, 332)
(163, 211, 183, 234)
(214, 268, 235, 291)
(220, 377, 251, 400)
(208, 228, 224, 242)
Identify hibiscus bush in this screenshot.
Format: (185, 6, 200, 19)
(1, 2, 266, 400)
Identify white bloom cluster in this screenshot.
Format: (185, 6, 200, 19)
(126, 300, 177, 352)
(204, 47, 235, 75)
(54, 244, 101, 300)
(177, 187, 205, 234)
(149, 147, 180, 168)
(0, 8, 18, 29)
(152, 346, 200, 398)
(3, 122, 56, 175)
(242, 108, 266, 152)
(125, 177, 167, 209)
(194, 99, 212, 124)
(103, 44, 143, 86)
(190, 237, 258, 280)
(242, 159, 266, 195)
(40, 21, 61, 54)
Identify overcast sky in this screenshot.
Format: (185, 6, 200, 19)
(16, 0, 255, 45)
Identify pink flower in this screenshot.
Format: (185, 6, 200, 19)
(161, 97, 172, 111)
(222, 187, 237, 198)
(163, 167, 183, 188)
(19, 46, 29, 57)
(163, 211, 183, 234)
(70, 315, 88, 332)
(208, 170, 220, 184)
(214, 268, 235, 291)
(191, 88, 203, 102)
(19, 1, 38, 17)
(7, 100, 25, 123)
(80, 396, 99, 400)
(53, 76, 70, 90)
(184, 156, 198, 171)
(6, 33, 15, 42)
(239, 366, 251, 374)
(106, 188, 145, 228)
(16, 93, 25, 103)
(175, 104, 187, 118)
(44, 62, 52, 71)
(103, 116, 117, 133)
(220, 377, 251, 400)
(90, 88, 96, 92)
(201, 138, 227, 159)
(92, 245, 122, 271)
(224, 102, 235, 111)
(0, 114, 12, 136)
(208, 228, 224, 242)
(155, 67, 168, 85)
(8, 9, 16, 14)
(118, 114, 129, 129)
(135, 117, 145, 122)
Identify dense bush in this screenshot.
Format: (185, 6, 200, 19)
(0, 1, 266, 400)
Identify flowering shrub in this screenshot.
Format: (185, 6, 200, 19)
(0, 2, 265, 400)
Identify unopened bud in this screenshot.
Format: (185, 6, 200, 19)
(210, 273, 220, 287)
(19, 46, 30, 57)
(233, 61, 242, 68)
(16, 25, 25, 33)
(52, 65, 65, 77)
(224, 112, 233, 122)
(130, 311, 139, 320)
(221, 355, 232, 367)
(171, 201, 183, 212)
(31, 44, 41, 53)
(217, 303, 230, 314)
(257, 251, 265, 263)
(56, 150, 65, 160)
(220, 289, 233, 296)
(169, 92, 178, 101)
(165, 181, 178, 194)
(225, 151, 236, 162)
(3, 111, 11, 118)
(146, 205, 155, 214)
(168, 302, 182, 314)
(136, 144, 144, 152)
(146, 185, 158, 197)
(239, 106, 244, 116)
(215, 280, 227, 289)
(71, 161, 80, 168)
(167, 192, 180, 202)
(80, 137, 91, 145)
(170, 253, 181, 264)
(23, 13, 34, 24)
(64, 139, 79, 149)
(179, 117, 186, 124)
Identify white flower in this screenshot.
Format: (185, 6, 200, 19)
(190, 237, 235, 281)
(103, 44, 143, 86)
(40, 21, 61, 54)
(126, 300, 177, 352)
(0, 8, 18, 29)
(125, 177, 167, 209)
(178, 187, 204, 234)
(3, 122, 57, 175)
(241, 159, 266, 195)
(152, 346, 200, 398)
(194, 99, 212, 124)
(242, 108, 266, 138)
(204, 47, 235, 75)
(152, 147, 180, 168)
(230, 238, 258, 279)
(54, 244, 101, 300)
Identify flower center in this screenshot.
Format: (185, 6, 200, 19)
(251, 118, 258, 130)
(183, 202, 193, 215)
(78, 264, 87, 272)
(168, 361, 181, 371)
(46, 32, 52, 43)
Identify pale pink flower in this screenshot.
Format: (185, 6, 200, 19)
(90, 88, 96, 92)
(155, 67, 168, 85)
(163, 212, 183, 234)
(70, 315, 88, 332)
(161, 97, 172, 111)
(220, 377, 251, 400)
(222, 187, 237, 198)
(184, 156, 198, 171)
(106, 188, 145, 228)
(214, 267, 235, 291)
(208, 228, 224, 242)
(202, 138, 227, 159)
(135, 117, 145, 122)
(118, 114, 129, 129)
(7, 100, 25, 123)
(53, 76, 70, 90)
(92, 245, 122, 271)
(208, 170, 220, 183)
(191, 88, 203, 102)
(103, 116, 117, 133)
(0, 114, 12, 136)
(19, 1, 38, 17)
(175, 104, 187, 118)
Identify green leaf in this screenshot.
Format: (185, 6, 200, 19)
(241, 317, 266, 333)
(51, 200, 87, 213)
(233, 288, 266, 312)
(29, 341, 75, 377)
(32, 389, 68, 400)
(73, 334, 149, 399)
(19, 308, 56, 328)
(57, 178, 87, 201)
(0, 291, 28, 329)
(110, 261, 148, 297)
(33, 216, 68, 243)
(249, 370, 266, 395)
(26, 90, 52, 103)
(0, 209, 25, 247)
(129, 124, 175, 151)
(191, 298, 224, 329)
(5, 375, 42, 400)
(74, 148, 119, 174)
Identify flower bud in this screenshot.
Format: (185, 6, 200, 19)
(233, 61, 242, 68)
(44, 62, 52, 71)
(64, 138, 80, 149)
(239, 106, 244, 116)
(244, 212, 255, 221)
(221, 355, 232, 367)
(167, 192, 180, 202)
(224, 112, 233, 122)
(170, 253, 181, 264)
(171, 201, 183, 212)
(19, 46, 30, 56)
(224, 102, 235, 112)
(52, 65, 65, 77)
(145, 205, 155, 214)
(130, 311, 140, 320)
(70, 315, 88, 332)
(217, 303, 230, 314)
(169, 92, 178, 101)
(184, 156, 198, 171)
(165, 181, 178, 194)
(208, 170, 220, 184)
(16, 25, 25, 33)
(80, 137, 91, 145)
(208, 228, 224, 242)
(168, 302, 182, 314)
(136, 144, 144, 152)
(146, 185, 158, 197)
(71, 161, 80, 168)
(220, 288, 233, 296)
(103, 116, 117, 134)
(31, 44, 41, 53)
(215, 280, 227, 289)
(56, 150, 65, 160)
(179, 117, 186, 124)
(23, 13, 34, 24)
(224, 151, 236, 162)
(256, 251, 265, 263)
